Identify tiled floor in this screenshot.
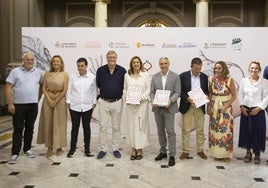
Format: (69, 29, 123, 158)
(1, 132, 268, 188)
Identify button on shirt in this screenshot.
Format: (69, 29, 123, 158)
(191, 71, 201, 90)
(66, 72, 97, 112)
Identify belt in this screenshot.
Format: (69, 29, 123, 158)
(101, 97, 121, 102)
(48, 89, 63, 94)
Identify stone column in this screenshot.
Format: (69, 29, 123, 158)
(247, 0, 265, 26)
(45, 0, 62, 26)
(92, 0, 110, 27)
(194, 0, 210, 27)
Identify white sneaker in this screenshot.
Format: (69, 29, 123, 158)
(9, 155, 18, 164)
(24, 150, 35, 158)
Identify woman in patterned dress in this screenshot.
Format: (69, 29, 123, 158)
(208, 61, 236, 161)
(37, 55, 69, 158)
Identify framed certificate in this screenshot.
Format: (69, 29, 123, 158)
(126, 86, 142, 105)
(153, 90, 170, 106)
(187, 87, 209, 108)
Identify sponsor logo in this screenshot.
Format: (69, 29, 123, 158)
(84, 41, 101, 48)
(109, 42, 129, 48)
(136, 42, 155, 48)
(162, 43, 177, 48)
(231, 38, 242, 51)
(177, 42, 197, 48)
(55, 41, 77, 48)
(204, 42, 227, 49)
(143, 60, 152, 71)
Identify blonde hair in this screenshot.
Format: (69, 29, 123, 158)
(248, 61, 261, 72)
(49, 55, 65, 72)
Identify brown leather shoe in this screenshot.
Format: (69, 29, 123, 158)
(179, 152, 189, 160)
(197, 151, 207, 160)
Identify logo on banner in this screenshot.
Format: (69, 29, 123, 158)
(55, 41, 77, 48)
(136, 42, 155, 48)
(231, 38, 242, 51)
(204, 42, 227, 49)
(177, 42, 197, 48)
(109, 42, 129, 48)
(162, 43, 177, 48)
(84, 41, 101, 48)
(143, 60, 152, 71)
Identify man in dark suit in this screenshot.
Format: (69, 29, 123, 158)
(150, 57, 181, 166)
(179, 57, 208, 160)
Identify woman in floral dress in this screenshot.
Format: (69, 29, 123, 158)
(208, 61, 236, 161)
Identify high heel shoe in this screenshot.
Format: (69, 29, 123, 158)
(244, 151, 252, 163)
(136, 149, 143, 160)
(46, 147, 52, 158)
(254, 155, 260, 164)
(56, 148, 63, 156)
(130, 148, 137, 160)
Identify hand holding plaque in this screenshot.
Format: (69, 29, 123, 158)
(126, 86, 142, 105)
(153, 90, 171, 106)
(187, 87, 209, 108)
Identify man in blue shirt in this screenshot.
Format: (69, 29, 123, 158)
(96, 50, 126, 159)
(5, 52, 43, 164)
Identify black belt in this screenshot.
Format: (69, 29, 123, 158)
(101, 97, 121, 102)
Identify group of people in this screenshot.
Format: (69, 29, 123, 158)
(5, 51, 268, 167)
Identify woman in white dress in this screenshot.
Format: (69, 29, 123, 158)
(123, 56, 151, 160)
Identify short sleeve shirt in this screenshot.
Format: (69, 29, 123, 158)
(6, 66, 43, 104)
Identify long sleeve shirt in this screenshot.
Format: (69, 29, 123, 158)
(66, 72, 97, 112)
(238, 77, 268, 110)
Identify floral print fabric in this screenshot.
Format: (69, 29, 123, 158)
(208, 76, 234, 158)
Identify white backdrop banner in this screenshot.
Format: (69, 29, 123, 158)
(22, 27, 268, 134)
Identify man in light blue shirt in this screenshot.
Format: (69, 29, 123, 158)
(5, 52, 43, 164)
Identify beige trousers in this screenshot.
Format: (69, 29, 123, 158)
(98, 98, 123, 151)
(181, 105, 205, 153)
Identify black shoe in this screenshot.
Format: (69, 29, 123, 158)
(154, 152, 167, 161)
(67, 150, 75, 158)
(168, 156, 175, 166)
(84, 152, 94, 157)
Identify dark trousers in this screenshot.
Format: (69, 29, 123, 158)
(12, 103, 38, 155)
(69, 109, 93, 153)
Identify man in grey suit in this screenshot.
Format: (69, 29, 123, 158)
(150, 57, 181, 166)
